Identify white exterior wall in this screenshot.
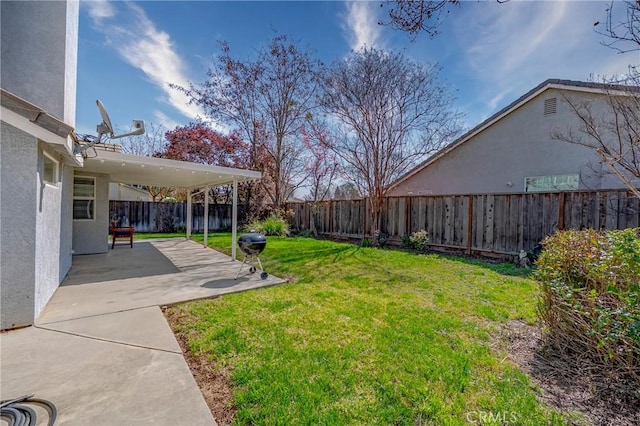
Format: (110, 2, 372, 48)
(0, 0, 79, 328)
(1, 1, 78, 124)
(72, 172, 110, 255)
(59, 164, 74, 282)
(34, 144, 67, 319)
(0, 125, 74, 329)
(1, 124, 38, 329)
(390, 89, 624, 196)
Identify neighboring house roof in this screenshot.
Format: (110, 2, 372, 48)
(111, 183, 153, 197)
(1, 88, 80, 164)
(388, 78, 637, 192)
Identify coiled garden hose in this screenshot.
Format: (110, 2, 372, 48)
(0, 394, 57, 426)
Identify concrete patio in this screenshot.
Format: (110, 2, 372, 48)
(0, 238, 285, 425)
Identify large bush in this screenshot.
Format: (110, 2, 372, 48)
(536, 228, 640, 395)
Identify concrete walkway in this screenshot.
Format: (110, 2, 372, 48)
(0, 239, 285, 425)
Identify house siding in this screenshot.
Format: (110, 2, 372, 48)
(34, 143, 66, 319)
(72, 172, 110, 255)
(1, 0, 78, 125)
(59, 163, 74, 282)
(389, 88, 625, 196)
(0, 0, 79, 329)
(0, 123, 38, 329)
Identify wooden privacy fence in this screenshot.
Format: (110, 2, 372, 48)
(286, 190, 639, 257)
(109, 201, 239, 233)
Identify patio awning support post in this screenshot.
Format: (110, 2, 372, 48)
(204, 185, 209, 248)
(186, 188, 192, 240)
(232, 178, 238, 261)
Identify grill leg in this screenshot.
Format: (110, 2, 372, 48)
(235, 256, 248, 280)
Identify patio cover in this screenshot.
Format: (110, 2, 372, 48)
(81, 148, 261, 260)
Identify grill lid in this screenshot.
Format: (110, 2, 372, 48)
(238, 232, 267, 244)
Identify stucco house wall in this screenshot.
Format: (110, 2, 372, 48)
(0, 126, 75, 329)
(0, 0, 78, 125)
(34, 143, 71, 319)
(72, 172, 110, 255)
(1, 0, 79, 329)
(0, 124, 38, 329)
(59, 164, 74, 282)
(389, 85, 629, 196)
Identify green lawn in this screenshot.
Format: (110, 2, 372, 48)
(168, 233, 567, 425)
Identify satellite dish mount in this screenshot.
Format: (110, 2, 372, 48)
(74, 100, 145, 154)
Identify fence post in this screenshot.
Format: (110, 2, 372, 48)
(467, 194, 473, 255)
(406, 196, 412, 236)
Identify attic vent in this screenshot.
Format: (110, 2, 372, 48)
(544, 97, 557, 115)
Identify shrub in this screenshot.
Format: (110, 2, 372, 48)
(536, 228, 640, 395)
(402, 229, 430, 252)
(244, 211, 290, 236)
(374, 230, 387, 248)
(297, 229, 314, 238)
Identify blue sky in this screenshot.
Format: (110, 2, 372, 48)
(76, 0, 637, 139)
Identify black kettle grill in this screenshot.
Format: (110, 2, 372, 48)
(235, 232, 268, 280)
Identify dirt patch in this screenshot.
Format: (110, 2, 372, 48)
(163, 306, 237, 426)
(503, 320, 640, 425)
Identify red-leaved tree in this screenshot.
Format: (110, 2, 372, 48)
(163, 122, 266, 215)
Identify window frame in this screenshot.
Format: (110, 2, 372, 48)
(524, 174, 579, 193)
(42, 151, 59, 187)
(73, 176, 96, 221)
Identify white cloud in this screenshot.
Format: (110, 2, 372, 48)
(451, 1, 637, 122)
(153, 110, 181, 132)
(84, 0, 115, 24)
(343, 1, 382, 50)
(86, 2, 207, 122)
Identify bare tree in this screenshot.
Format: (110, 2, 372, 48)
(380, 0, 460, 38)
(116, 122, 173, 201)
(302, 122, 340, 202)
(333, 182, 361, 200)
(118, 122, 166, 157)
(596, 0, 640, 53)
(552, 73, 640, 197)
(383, 0, 638, 49)
(174, 34, 322, 209)
(320, 47, 462, 242)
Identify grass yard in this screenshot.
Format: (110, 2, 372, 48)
(167, 234, 569, 425)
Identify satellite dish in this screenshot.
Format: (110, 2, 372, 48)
(73, 99, 146, 155)
(96, 99, 145, 140)
(96, 99, 114, 139)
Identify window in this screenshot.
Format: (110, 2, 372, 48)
(43, 152, 58, 185)
(525, 174, 579, 192)
(73, 176, 95, 220)
(544, 97, 557, 116)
